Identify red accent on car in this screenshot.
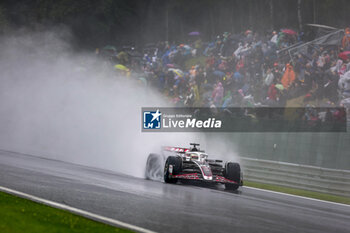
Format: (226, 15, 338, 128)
(173, 173, 200, 180)
(215, 176, 238, 184)
(164, 146, 189, 153)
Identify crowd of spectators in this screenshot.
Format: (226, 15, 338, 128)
(99, 27, 350, 120)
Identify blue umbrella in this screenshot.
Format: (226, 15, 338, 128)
(213, 70, 225, 78)
(188, 31, 200, 36)
(234, 71, 243, 82)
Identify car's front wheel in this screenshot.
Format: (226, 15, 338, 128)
(164, 156, 182, 184)
(224, 162, 241, 190)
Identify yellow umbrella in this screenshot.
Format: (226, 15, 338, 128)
(168, 68, 184, 77)
(114, 64, 129, 71)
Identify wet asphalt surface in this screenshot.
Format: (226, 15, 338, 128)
(0, 150, 349, 233)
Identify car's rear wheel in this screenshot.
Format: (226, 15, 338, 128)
(224, 162, 241, 190)
(145, 153, 163, 180)
(164, 156, 182, 184)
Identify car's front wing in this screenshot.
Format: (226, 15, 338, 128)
(172, 173, 238, 184)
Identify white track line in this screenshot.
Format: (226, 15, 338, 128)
(244, 186, 350, 207)
(0, 186, 156, 233)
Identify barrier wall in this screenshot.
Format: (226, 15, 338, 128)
(241, 157, 350, 197)
(204, 132, 350, 196)
(205, 132, 350, 170)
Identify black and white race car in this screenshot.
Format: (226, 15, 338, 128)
(145, 143, 243, 190)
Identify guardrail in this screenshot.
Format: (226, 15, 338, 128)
(240, 157, 350, 197)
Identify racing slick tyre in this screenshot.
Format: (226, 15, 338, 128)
(224, 162, 241, 191)
(145, 153, 163, 180)
(164, 156, 182, 184)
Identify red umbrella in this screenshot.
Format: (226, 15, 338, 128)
(282, 29, 297, 35)
(338, 51, 350, 60)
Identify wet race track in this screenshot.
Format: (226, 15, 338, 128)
(0, 150, 349, 233)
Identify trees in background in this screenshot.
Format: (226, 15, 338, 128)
(0, 0, 349, 47)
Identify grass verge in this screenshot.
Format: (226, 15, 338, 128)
(0, 191, 133, 233)
(244, 180, 350, 205)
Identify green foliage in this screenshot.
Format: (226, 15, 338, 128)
(0, 191, 133, 233)
(0, 5, 8, 32)
(1, 0, 350, 47)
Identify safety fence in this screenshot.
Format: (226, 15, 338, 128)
(277, 29, 344, 63)
(240, 157, 350, 197)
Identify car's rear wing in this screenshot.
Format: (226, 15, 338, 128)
(162, 146, 206, 153)
(162, 146, 190, 153)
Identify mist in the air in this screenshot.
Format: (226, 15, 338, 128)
(0, 28, 239, 177)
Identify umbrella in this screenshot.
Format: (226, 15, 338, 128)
(245, 30, 252, 35)
(168, 68, 184, 77)
(213, 70, 225, 78)
(114, 64, 129, 71)
(233, 71, 243, 81)
(188, 31, 200, 36)
(103, 45, 116, 51)
(340, 98, 350, 107)
(275, 84, 285, 90)
(340, 70, 350, 80)
(166, 64, 175, 68)
(138, 77, 147, 86)
(281, 29, 297, 35)
(338, 51, 350, 60)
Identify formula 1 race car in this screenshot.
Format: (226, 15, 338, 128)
(145, 143, 243, 190)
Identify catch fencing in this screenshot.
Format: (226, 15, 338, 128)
(277, 29, 344, 63)
(241, 157, 350, 197)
